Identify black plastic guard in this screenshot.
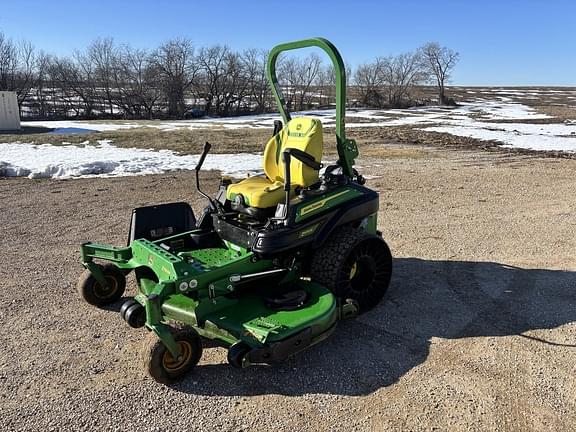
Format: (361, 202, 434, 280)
(248, 327, 313, 364)
(128, 202, 196, 243)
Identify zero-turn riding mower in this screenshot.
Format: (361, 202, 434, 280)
(77, 38, 393, 384)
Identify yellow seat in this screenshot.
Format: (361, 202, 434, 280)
(226, 117, 323, 209)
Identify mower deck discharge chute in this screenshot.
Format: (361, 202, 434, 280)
(78, 38, 393, 384)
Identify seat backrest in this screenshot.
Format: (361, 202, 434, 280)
(263, 117, 323, 187)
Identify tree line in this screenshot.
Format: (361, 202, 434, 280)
(0, 31, 459, 120)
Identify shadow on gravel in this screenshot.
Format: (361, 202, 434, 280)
(171, 258, 576, 396)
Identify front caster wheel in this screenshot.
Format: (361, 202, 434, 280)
(77, 263, 126, 307)
(227, 342, 252, 369)
(142, 328, 203, 384)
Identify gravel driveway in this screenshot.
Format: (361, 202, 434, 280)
(0, 145, 574, 431)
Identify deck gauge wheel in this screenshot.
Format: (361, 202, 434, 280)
(77, 263, 126, 307)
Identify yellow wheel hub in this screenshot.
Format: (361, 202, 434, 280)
(94, 276, 118, 299)
(162, 341, 193, 373)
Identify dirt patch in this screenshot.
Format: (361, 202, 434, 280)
(534, 105, 576, 122)
(360, 145, 432, 159)
(350, 126, 576, 160)
(0, 127, 271, 154)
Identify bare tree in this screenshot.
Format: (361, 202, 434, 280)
(380, 51, 426, 107)
(73, 49, 102, 117)
(314, 64, 334, 107)
(419, 42, 459, 105)
(276, 55, 297, 111)
(30, 51, 52, 118)
(241, 48, 270, 113)
(296, 53, 322, 110)
(354, 51, 425, 108)
(0, 32, 38, 113)
(14, 41, 37, 106)
(152, 38, 199, 118)
(220, 50, 245, 116)
(50, 55, 95, 117)
(0, 32, 17, 91)
(39, 57, 72, 118)
(88, 38, 117, 115)
(354, 59, 386, 107)
(197, 45, 228, 115)
(112, 45, 162, 118)
(277, 53, 322, 111)
(198, 45, 253, 116)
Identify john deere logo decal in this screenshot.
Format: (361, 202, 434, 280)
(298, 224, 319, 238)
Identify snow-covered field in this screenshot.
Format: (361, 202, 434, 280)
(22, 97, 576, 149)
(2, 91, 575, 179)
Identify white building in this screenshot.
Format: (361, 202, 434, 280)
(0, 92, 21, 130)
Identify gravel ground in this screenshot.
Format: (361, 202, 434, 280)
(0, 144, 575, 431)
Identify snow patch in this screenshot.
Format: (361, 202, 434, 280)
(423, 125, 576, 152)
(23, 120, 141, 132)
(0, 140, 263, 179)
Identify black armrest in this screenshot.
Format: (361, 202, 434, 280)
(277, 149, 322, 225)
(283, 148, 322, 171)
(282, 150, 292, 192)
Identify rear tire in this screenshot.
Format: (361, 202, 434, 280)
(77, 263, 126, 307)
(142, 327, 202, 384)
(311, 226, 392, 312)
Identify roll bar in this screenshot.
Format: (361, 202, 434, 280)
(266, 37, 359, 178)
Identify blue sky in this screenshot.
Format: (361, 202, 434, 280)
(0, 0, 574, 86)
